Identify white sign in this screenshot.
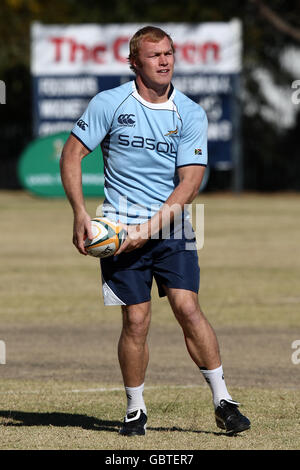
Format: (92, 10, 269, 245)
(0, 340, 6, 364)
(0, 80, 6, 104)
(31, 21, 242, 76)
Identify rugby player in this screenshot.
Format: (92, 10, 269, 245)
(60, 26, 250, 436)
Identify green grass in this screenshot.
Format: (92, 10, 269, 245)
(0, 190, 300, 450)
(0, 383, 299, 450)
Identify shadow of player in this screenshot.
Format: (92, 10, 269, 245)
(0, 410, 236, 437)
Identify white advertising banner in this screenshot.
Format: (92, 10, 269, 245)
(31, 21, 242, 173)
(31, 21, 242, 76)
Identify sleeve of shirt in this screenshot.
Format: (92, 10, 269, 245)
(176, 105, 208, 168)
(71, 92, 113, 152)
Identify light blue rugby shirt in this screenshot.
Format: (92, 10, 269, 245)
(71, 80, 208, 224)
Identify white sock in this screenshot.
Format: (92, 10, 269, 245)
(125, 383, 147, 415)
(199, 365, 233, 409)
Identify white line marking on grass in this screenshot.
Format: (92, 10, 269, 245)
(70, 385, 200, 393)
(0, 384, 200, 395)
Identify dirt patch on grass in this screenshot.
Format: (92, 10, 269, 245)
(1, 322, 298, 390)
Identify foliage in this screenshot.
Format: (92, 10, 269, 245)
(0, 0, 299, 189)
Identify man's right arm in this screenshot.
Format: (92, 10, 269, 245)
(60, 134, 94, 255)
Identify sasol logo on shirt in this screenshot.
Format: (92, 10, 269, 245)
(117, 114, 136, 127)
(119, 134, 176, 155)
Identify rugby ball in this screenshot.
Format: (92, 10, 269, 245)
(84, 217, 127, 258)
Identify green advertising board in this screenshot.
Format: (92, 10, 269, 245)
(18, 132, 104, 197)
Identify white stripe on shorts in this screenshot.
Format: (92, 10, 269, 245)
(102, 280, 126, 306)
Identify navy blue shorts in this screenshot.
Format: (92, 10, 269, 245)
(100, 221, 200, 306)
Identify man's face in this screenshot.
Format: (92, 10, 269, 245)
(134, 36, 175, 89)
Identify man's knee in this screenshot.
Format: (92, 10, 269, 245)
(121, 304, 151, 338)
(166, 289, 203, 325)
(176, 300, 202, 324)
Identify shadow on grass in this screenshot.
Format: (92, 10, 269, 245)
(148, 425, 241, 437)
(0, 410, 235, 437)
(0, 410, 121, 433)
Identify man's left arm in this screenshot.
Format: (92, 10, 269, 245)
(115, 165, 205, 254)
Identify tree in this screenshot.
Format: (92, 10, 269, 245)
(0, 0, 299, 189)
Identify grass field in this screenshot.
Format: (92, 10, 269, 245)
(0, 190, 300, 450)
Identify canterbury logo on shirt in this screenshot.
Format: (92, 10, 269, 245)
(76, 119, 88, 131)
(117, 114, 136, 126)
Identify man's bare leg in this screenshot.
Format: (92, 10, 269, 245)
(165, 287, 233, 408)
(118, 301, 151, 387)
(118, 301, 151, 435)
(165, 287, 221, 369)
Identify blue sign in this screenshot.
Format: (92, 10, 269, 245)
(31, 22, 242, 192)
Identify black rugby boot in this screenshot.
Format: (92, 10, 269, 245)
(215, 399, 251, 435)
(119, 409, 147, 436)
